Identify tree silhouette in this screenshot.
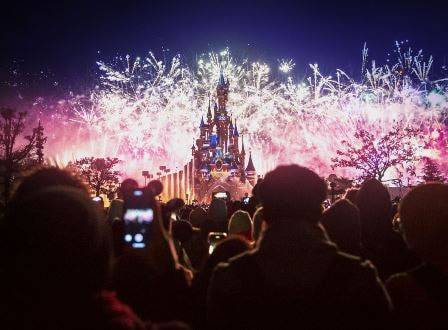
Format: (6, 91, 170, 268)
(0, 108, 41, 202)
(421, 157, 446, 183)
(35, 120, 47, 165)
(331, 121, 422, 183)
(70, 157, 121, 196)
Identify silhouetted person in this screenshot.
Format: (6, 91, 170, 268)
(11, 167, 89, 202)
(207, 165, 392, 330)
(207, 198, 227, 232)
(189, 207, 207, 228)
(320, 199, 362, 256)
(356, 179, 418, 280)
(192, 237, 250, 330)
(112, 252, 192, 326)
(0, 187, 144, 329)
(228, 210, 253, 242)
(172, 220, 194, 269)
(387, 183, 448, 330)
(344, 188, 359, 204)
(183, 207, 209, 270)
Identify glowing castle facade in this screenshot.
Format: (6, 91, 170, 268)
(160, 72, 257, 203)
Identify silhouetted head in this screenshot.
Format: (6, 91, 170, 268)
(344, 188, 359, 204)
(399, 183, 448, 267)
(228, 210, 253, 241)
(356, 179, 392, 239)
(208, 198, 227, 223)
(198, 236, 250, 291)
(119, 178, 139, 199)
(0, 186, 112, 300)
(12, 167, 89, 202)
(172, 220, 194, 243)
(260, 165, 327, 224)
(200, 218, 220, 239)
(321, 199, 361, 256)
(189, 207, 207, 228)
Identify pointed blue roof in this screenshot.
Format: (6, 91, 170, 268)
(233, 120, 239, 137)
(199, 116, 206, 128)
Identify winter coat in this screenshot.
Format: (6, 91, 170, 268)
(206, 219, 392, 330)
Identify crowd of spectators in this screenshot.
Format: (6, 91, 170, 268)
(0, 164, 447, 329)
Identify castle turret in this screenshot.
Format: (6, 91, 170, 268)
(191, 140, 196, 156)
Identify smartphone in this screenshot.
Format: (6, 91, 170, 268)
(242, 197, 250, 205)
(212, 191, 229, 201)
(123, 188, 155, 249)
(123, 208, 154, 248)
(208, 232, 227, 254)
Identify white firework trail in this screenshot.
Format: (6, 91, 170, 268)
(35, 43, 448, 183)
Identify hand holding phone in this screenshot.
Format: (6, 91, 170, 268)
(208, 232, 227, 254)
(123, 188, 155, 249)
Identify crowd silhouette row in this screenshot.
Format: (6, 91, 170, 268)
(0, 164, 447, 329)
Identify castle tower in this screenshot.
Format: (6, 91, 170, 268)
(215, 70, 230, 153)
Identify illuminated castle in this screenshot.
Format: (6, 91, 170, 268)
(160, 72, 257, 203)
(191, 71, 256, 186)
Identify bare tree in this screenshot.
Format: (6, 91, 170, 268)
(0, 108, 40, 202)
(331, 121, 422, 183)
(69, 157, 121, 196)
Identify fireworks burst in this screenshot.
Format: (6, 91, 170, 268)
(278, 59, 295, 74)
(35, 43, 448, 183)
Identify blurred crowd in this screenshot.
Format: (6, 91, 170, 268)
(0, 164, 447, 329)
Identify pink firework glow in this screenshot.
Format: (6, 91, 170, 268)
(26, 43, 448, 183)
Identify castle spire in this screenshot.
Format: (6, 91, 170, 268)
(207, 93, 212, 120)
(241, 134, 245, 155)
(245, 151, 255, 172)
(233, 119, 239, 137)
(199, 115, 206, 128)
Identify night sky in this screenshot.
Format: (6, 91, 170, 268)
(2, 0, 448, 92)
